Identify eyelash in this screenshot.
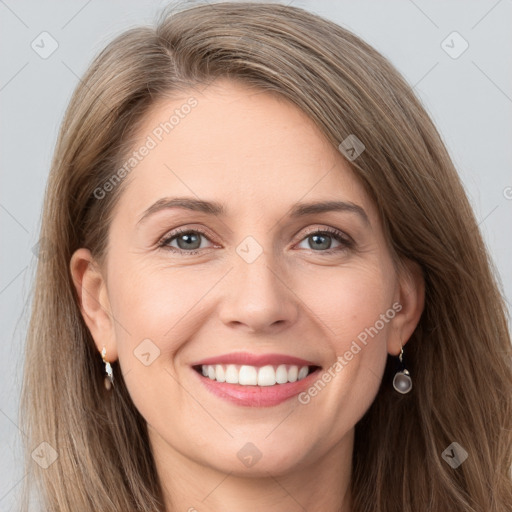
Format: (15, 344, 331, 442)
(157, 226, 353, 256)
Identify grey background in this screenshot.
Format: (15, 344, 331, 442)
(1, 0, 511, 509)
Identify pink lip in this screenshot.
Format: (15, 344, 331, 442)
(192, 367, 321, 407)
(191, 351, 318, 367)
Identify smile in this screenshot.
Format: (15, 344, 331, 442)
(191, 352, 322, 407)
(195, 363, 315, 386)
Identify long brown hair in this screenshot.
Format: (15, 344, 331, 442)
(19, 2, 512, 510)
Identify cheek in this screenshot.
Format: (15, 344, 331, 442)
(108, 261, 226, 380)
(107, 264, 200, 416)
(291, 264, 394, 426)
(294, 260, 394, 409)
(296, 259, 395, 349)
(109, 261, 201, 337)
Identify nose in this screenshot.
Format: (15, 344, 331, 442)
(218, 250, 299, 335)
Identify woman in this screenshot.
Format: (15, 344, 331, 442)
(20, 2, 512, 511)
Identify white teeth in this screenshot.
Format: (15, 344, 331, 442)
(215, 364, 225, 383)
(298, 366, 309, 380)
(199, 364, 312, 386)
(276, 364, 288, 384)
(225, 364, 239, 384)
(239, 365, 258, 385)
(257, 365, 276, 386)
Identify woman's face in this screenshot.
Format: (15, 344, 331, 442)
(73, 79, 422, 479)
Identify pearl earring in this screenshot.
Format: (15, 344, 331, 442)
(393, 345, 412, 394)
(101, 346, 114, 390)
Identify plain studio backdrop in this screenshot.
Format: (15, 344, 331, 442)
(0, 0, 511, 509)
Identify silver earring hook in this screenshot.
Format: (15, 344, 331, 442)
(101, 346, 114, 390)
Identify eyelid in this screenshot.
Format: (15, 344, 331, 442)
(156, 225, 219, 254)
(297, 225, 353, 244)
(157, 224, 216, 245)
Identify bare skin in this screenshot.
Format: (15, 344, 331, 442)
(71, 79, 424, 512)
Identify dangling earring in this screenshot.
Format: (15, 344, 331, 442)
(101, 346, 114, 390)
(393, 344, 412, 394)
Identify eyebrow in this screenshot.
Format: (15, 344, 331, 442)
(136, 197, 370, 226)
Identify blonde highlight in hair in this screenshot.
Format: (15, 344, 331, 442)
(19, 2, 512, 511)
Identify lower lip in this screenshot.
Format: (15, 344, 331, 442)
(192, 367, 321, 407)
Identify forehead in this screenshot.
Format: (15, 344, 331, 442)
(113, 79, 376, 223)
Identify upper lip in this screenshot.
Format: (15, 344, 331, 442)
(191, 351, 321, 368)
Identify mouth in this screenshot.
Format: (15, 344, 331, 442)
(192, 363, 321, 386)
(190, 352, 323, 407)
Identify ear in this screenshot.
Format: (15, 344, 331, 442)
(69, 248, 118, 362)
(387, 258, 425, 356)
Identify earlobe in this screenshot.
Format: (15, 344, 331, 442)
(69, 248, 118, 361)
(387, 259, 425, 356)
